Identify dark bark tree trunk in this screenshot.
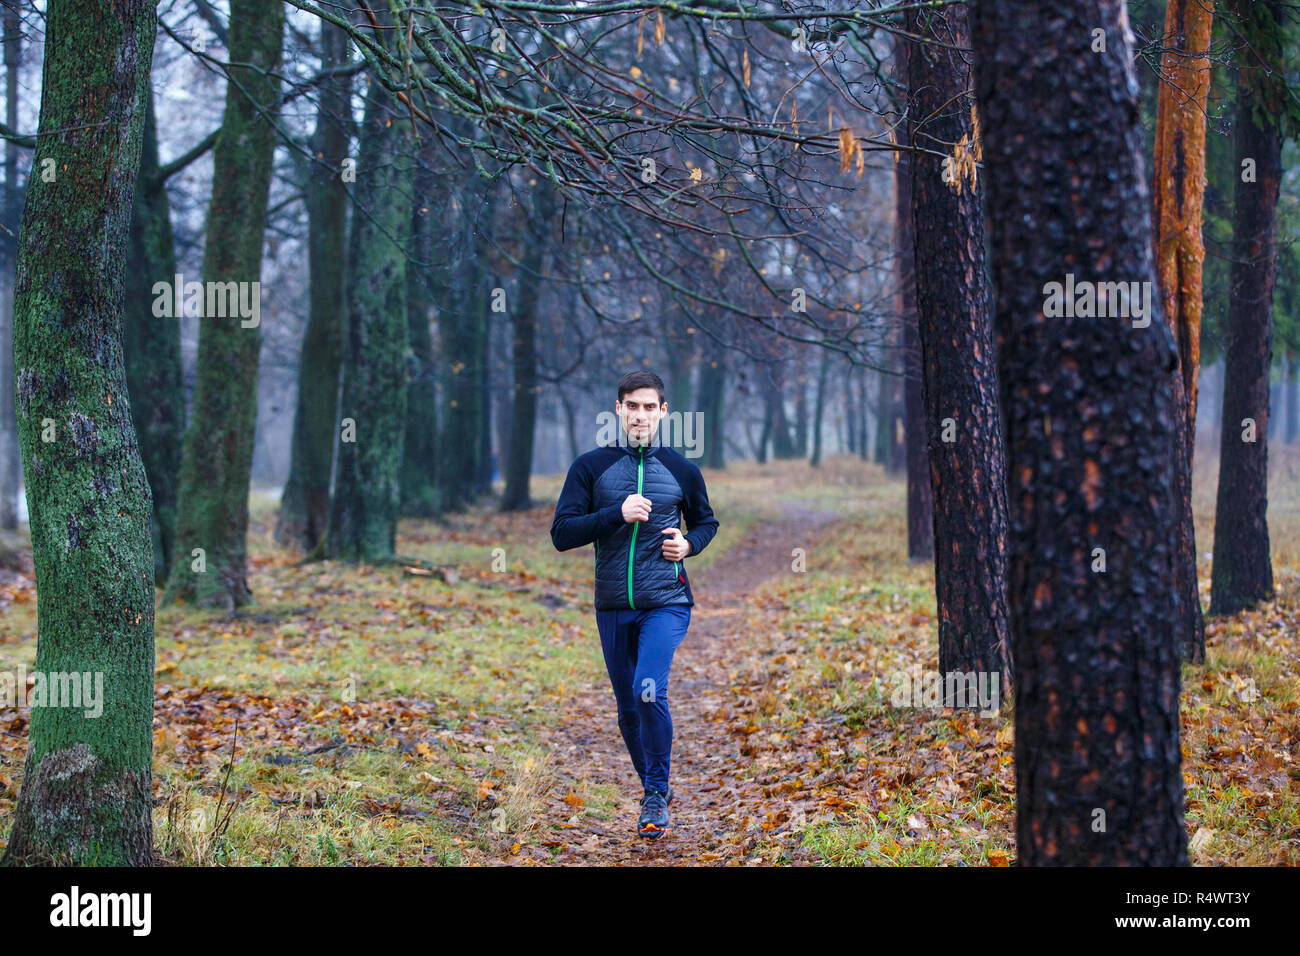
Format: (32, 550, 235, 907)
(1210, 0, 1283, 615)
(278, 19, 351, 550)
(438, 240, 491, 511)
(971, 0, 1188, 866)
(771, 376, 798, 460)
(1153, 0, 1214, 660)
(895, 35, 934, 561)
(124, 90, 184, 584)
(2, 0, 157, 867)
(905, 3, 1011, 687)
(165, 0, 283, 608)
(400, 139, 441, 518)
(501, 183, 555, 512)
(328, 49, 415, 562)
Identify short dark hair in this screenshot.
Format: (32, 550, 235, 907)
(617, 370, 666, 406)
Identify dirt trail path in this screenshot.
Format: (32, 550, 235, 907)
(494, 502, 842, 865)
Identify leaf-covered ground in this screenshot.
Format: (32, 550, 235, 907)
(0, 451, 1297, 865)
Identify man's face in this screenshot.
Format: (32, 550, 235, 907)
(616, 387, 666, 447)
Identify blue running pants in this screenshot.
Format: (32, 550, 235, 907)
(595, 605, 692, 796)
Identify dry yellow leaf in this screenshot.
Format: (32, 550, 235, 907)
(838, 126, 854, 174)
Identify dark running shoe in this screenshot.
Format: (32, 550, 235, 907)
(638, 790, 670, 839)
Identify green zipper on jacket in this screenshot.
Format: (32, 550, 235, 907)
(627, 445, 644, 608)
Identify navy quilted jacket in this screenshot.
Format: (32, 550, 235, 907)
(550, 443, 719, 611)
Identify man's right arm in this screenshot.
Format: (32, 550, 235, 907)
(550, 457, 626, 552)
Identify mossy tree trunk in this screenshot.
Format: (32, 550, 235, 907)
(2, 0, 157, 867)
(124, 90, 184, 583)
(277, 19, 351, 551)
(165, 0, 283, 608)
(971, 0, 1188, 865)
(327, 67, 416, 561)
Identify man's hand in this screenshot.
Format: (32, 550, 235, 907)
(660, 528, 692, 561)
(622, 493, 652, 523)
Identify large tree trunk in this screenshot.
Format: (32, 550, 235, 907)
(905, 3, 1011, 689)
(971, 0, 1188, 865)
(0, 8, 22, 532)
(277, 20, 351, 550)
(165, 0, 283, 608)
(1210, 0, 1284, 615)
(2, 0, 157, 867)
(895, 36, 934, 562)
(124, 90, 184, 583)
(1153, 0, 1214, 660)
(327, 53, 415, 561)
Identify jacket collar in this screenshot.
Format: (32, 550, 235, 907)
(621, 439, 660, 459)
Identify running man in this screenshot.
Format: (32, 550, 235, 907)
(549, 370, 720, 839)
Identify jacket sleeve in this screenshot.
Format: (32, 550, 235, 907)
(680, 464, 719, 558)
(550, 457, 625, 552)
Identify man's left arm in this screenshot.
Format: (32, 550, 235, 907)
(679, 464, 719, 558)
